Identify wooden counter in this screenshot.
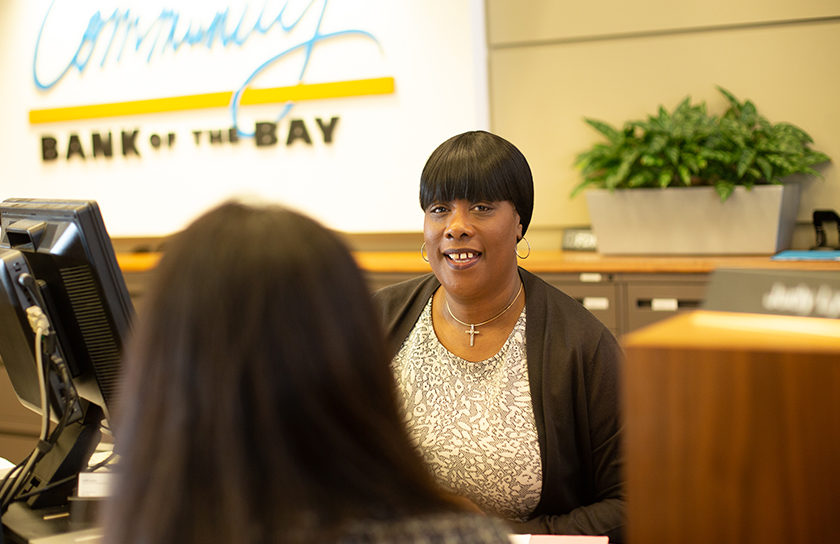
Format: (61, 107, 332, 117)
(116, 250, 838, 336)
(623, 310, 840, 543)
(117, 250, 840, 274)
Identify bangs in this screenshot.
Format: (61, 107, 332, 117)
(419, 155, 513, 210)
(419, 133, 519, 209)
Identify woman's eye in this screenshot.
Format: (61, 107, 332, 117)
(429, 205, 447, 214)
(473, 204, 492, 212)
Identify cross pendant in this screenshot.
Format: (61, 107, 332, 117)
(465, 324, 479, 347)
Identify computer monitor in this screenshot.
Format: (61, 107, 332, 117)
(0, 198, 134, 509)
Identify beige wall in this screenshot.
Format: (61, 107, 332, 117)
(487, 0, 840, 250)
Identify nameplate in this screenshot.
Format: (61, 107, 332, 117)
(77, 471, 114, 498)
(703, 268, 840, 319)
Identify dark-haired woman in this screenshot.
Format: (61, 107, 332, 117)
(103, 201, 511, 543)
(374, 131, 625, 541)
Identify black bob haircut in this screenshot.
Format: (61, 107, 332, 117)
(419, 130, 535, 237)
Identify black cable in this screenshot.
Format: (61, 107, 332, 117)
(8, 450, 117, 504)
(1, 352, 80, 511)
(87, 452, 117, 473)
(0, 460, 28, 515)
(0, 461, 26, 510)
(17, 274, 49, 317)
(44, 353, 76, 447)
(10, 475, 76, 502)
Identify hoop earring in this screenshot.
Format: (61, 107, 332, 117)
(516, 237, 531, 259)
(420, 241, 429, 262)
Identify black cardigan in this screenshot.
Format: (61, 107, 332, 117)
(373, 268, 624, 542)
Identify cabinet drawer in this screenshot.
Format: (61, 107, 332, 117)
(541, 274, 620, 332)
(626, 283, 707, 332)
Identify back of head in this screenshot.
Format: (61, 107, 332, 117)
(104, 202, 450, 543)
(420, 130, 535, 236)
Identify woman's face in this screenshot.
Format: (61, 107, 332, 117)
(423, 199, 522, 298)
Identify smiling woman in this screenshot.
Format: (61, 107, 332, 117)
(374, 131, 626, 542)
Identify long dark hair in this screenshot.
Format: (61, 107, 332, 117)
(420, 130, 535, 236)
(103, 202, 456, 543)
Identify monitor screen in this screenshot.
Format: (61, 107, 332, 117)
(0, 198, 134, 509)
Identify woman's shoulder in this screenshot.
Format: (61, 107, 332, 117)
(373, 273, 438, 299)
(372, 273, 439, 314)
(372, 274, 439, 354)
(337, 512, 511, 543)
(520, 267, 618, 343)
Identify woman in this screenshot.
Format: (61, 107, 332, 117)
(374, 131, 625, 541)
(103, 201, 510, 543)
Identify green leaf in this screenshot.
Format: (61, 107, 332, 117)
(766, 154, 795, 173)
(648, 134, 668, 154)
(717, 86, 740, 110)
(627, 172, 649, 187)
(804, 150, 831, 166)
(736, 148, 757, 178)
(740, 100, 757, 126)
(755, 156, 773, 182)
(677, 165, 691, 185)
(640, 154, 656, 166)
(584, 118, 622, 144)
(570, 178, 597, 198)
(714, 180, 736, 201)
(682, 153, 700, 173)
(608, 149, 640, 186)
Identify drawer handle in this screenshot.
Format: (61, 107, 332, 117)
(582, 296, 610, 310)
(636, 298, 702, 311)
(651, 298, 678, 311)
(579, 273, 603, 283)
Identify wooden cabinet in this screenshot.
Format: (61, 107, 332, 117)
(357, 268, 712, 337)
(0, 364, 40, 463)
(622, 311, 840, 544)
(621, 273, 708, 333)
(538, 273, 622, 334)
(349, 251, 839, 337)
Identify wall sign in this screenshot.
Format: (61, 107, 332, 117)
(1, 0, 488, 235)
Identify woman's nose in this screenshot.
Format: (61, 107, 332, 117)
(445, 207, 473, 239)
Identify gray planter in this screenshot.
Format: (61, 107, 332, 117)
(585, 184, 800, 255)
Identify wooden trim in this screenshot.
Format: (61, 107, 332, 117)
(117, 250, 840, 274)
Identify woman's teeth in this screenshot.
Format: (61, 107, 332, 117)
(449, 252, 476, 262)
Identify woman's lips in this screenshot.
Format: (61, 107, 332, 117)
(443, 250, 481, 268)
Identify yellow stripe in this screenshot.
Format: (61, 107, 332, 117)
(28, 77, 395, 124)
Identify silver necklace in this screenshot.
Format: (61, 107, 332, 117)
(444, 282, 523, 347)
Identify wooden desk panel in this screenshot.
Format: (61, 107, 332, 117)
(622, 311, 840, 544)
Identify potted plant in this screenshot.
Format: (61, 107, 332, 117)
(572, 87, 831, 254)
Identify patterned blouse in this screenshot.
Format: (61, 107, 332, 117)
(392, 297, 543, 522)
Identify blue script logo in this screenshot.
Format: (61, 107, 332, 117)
(32, 0, 382, 136)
